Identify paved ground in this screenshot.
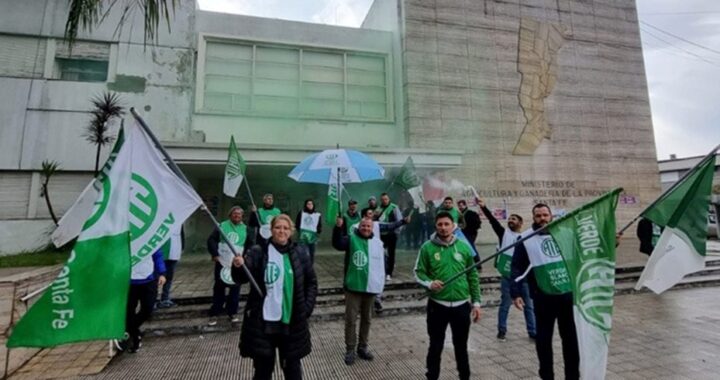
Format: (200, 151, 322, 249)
(83, 287, 720, 380)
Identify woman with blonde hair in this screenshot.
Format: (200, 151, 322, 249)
(232, 214, 318, 380)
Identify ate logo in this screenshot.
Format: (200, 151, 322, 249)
(128, 174, 159, 241)
(227, 231, 239, 244)
(265, 262, 281, 285)
(352, 251, 368, 268)
(541, 238, 561, 258)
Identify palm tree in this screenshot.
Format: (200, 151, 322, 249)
(64, 0, 177, 46)
(84, 92, 124, 176)
(41, 160, 61, 225)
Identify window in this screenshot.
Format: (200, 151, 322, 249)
(0, 35, 46, 78)
(201, 39, 391, 121)
(53, 41, 110, 82)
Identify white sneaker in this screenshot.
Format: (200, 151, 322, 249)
(208, 317, 218, 326)
(385, 275, 392, 282)
(229, 315, 240, 323)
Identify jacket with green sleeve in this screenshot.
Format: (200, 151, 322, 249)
(414, 234, 481, 305)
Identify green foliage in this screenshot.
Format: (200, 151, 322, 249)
(0, 248, 71, 268)
(64, 0, 177, 46)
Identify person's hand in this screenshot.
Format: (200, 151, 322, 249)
(233, 255, 244, 267)
(471, 306, 482, 323)
(403, 216, 411, 224)
(430, 280, 444, 292)
(615, 232, 623, 247)
(513, 297, 525, 311)
(157, 275, 166, 287)
(476, 198, 485, 208)
(212, 255, 220, 262)
(336, 217, 344, 227)
(250, 205, 257, 212)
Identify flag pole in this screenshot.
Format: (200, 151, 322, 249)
(418, 221, 553, 300)
(130, 108, 263, 297)
(617, 144, 720, 235)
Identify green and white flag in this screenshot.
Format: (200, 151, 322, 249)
(52, 127, 125, 248)
(223, 135, 246, 198)
(345, 225, 385, 294)
(127, 121, 204, 280)
(326, 181, 340, 225)
(8, 119, 204, 348)
(635, 155, 715, 294)
(8, 128, 133, 347)
(547, 188, 622, 380)
(395, 156, 421, 190)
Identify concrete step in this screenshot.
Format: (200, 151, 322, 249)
(144, 270, 720, 338)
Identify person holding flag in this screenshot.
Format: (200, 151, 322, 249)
(295, 199, 322, 263)
(118, 249, 166, 353)
(231, 214, 317, 380)
(7, 114, 204, 352)
(250, 194, 282, 246)
(333, 216, 407, 365)
(476, 198, 535, 341)
(414, 211, 482, 380)
(510, 203, 578, 380)
(207, 206, 250, 326)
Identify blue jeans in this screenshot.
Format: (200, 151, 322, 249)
(160, 260, 177, 301)
(498, 277, 536, 335)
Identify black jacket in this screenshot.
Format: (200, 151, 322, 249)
(231, 241, 318, 360)
(461, 209, 481, 236)
(206, 224, 253, 258)
(636, 218, 659, 255)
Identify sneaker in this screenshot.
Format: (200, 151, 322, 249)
(344, 350, 356, 365)
(208, 317, 218, 326)
(374, 300, 383, 313)
(128, 335, 142, 354)
(528, 333, 536, 340)
(229, 315, 240, 323)
(156, 300, 175, 309)
(497, 332, 506, 341)
(113, 338, 129, 352)
(385, 275, 392, 282)
(357, 347, 374, 361)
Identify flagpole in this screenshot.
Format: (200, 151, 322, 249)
(418, 221, 553, 300)
(130, 109, 263, 297)
(617, 144, 720, 234)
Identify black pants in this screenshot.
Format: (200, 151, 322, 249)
(533, 293, 579, 380)
(126, 280, 158, 340)
(380, 233, 398, 276)
(210, 263, 240, 317)
(426, 301, 471, 380)
(252, 334, 303, 380)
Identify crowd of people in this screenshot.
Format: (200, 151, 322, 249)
(115, 190, 638, 380)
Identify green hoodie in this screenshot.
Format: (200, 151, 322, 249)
(414, 234, 481, 304)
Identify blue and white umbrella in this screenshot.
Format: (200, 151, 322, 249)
(288, 149, 385, 184)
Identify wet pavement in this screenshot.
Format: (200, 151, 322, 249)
(83, 286, 720, 380)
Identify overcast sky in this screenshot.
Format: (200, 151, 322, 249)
(197, 0, 720, 160)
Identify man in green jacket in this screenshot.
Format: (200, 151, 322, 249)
(414, 211, 482, 380)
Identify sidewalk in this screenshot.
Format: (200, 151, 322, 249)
(83, 286, 720, 379)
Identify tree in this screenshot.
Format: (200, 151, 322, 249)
(41, 160, 61, 225)
(64, 0, 177, 46)
(84, 92, 124, 176)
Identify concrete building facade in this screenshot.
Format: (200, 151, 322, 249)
(0, 0, 660, 253)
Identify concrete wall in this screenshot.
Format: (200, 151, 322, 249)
(193, 11, 403, 149)
(400, 0, 660, 243)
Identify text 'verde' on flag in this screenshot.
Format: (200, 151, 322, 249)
(547, 187, 622, 380)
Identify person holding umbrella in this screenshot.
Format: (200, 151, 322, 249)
(231, 214, 317, 380)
